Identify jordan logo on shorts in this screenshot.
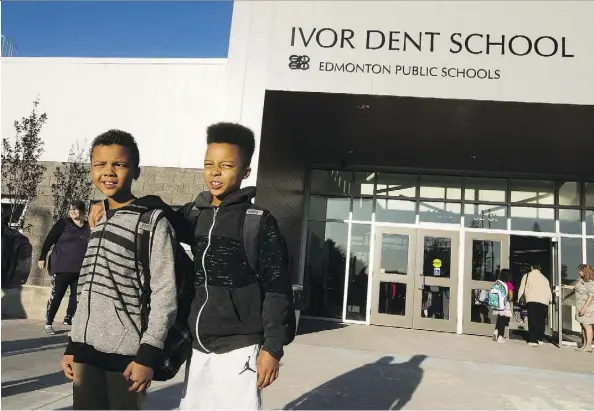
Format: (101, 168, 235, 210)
(239, 356, 256, 375)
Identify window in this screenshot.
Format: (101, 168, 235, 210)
(1, 197, 28, 229)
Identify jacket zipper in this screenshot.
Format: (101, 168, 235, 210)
(195, 207, 218, 353)
(83, 219, 109, 342)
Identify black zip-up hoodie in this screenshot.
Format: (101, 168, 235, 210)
(168, 186, 292, 360)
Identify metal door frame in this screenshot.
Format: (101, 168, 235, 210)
(370, 226, 459, 333)
(370, 226, 417, 328)
(462, 232, 510, 336)
(412, 229, 459, 333)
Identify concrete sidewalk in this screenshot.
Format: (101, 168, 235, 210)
(2, 319, 593, 410)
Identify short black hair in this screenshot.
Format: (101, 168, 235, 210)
(90, 129, 140, 168)
(69, 200, 86, 214)
(531, 264, 542, 271)
(206, 122, 255, 167)
(499, 268, 511, 283)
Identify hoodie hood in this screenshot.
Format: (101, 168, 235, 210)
(194, 186, 257, 209)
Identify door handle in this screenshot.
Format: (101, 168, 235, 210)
(419, 274, 425, 290)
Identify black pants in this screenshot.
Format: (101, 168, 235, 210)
(46, 272, 78, 325)
(495, 315, 510, 338)
(527, 302, 548, 343)
(73, 362, 143, 410)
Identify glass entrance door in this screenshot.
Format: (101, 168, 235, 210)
(413, 230, 459, 332)
(370, 227, 459, 333)
(463, 232, 510, 335)
(370, 227, 416, 328)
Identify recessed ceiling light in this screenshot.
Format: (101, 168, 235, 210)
(356, 104, 370, 110)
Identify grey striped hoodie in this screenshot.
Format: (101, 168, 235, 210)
(65, 196, 178, 371)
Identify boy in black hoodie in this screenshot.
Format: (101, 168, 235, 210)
(89, 123, 293, 409)
(176, 123, 292, 410)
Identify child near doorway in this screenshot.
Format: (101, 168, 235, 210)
(492, 269, 514, 342)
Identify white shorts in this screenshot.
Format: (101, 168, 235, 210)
(179, 344, 262, 410)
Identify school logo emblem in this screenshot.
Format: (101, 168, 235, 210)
(289, 55, 310, 70)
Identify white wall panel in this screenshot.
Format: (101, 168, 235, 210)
(1, 58, 228, 168)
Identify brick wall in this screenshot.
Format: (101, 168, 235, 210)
(2, 161, 206, 286)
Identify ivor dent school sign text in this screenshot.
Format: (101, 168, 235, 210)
(288, 27, 575, 80)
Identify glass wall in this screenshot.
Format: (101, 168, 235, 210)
(305, 169, 594, 328)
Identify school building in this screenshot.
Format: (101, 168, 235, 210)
(2, 1, 594, 346)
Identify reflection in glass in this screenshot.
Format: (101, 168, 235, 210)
(586, 210, 593, 236)
(309, 196, 350, 221)
(375, 199, 416, 224)
(588, 239, 594, 267)
(470, 289, 493, 324)
(420, 175, 462, 200)
(561, 237, 583, 285)
(378, 282, 406, 315)
(471, 240, 501, 281)
(376, 173, 417, 199)
(310, 170, 352, 195)
(352, 197, 373, 221)
(559, 209, 582, 235)
(422, 237, 451, 278)
(464, 178, 506, 203)
(510, 207, 555, 232)
(509, 180, 554, 205)
(303, 222, 348, 319)
(585, 182, 594, 207)
(346, 224, 371, 321)
(419, 202, 461, 224)
(421, 286, 450, 320)
(380, 234, 409, 275)
(558, 181, 581, 206)
(464, 204, 507, 230)
(560, 237, 584, 344)
(354, 172, 375, 196)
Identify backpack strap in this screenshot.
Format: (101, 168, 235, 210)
(136, 209, 164, 333)
(242, 204, 267, 277)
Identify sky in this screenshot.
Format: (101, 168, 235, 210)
(1, 1, 233, 58)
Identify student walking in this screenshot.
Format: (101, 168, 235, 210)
(38, 201, 90, 334)
(518, 264, 552, 347)
(61, 130, 179, 410)
(492, 269, 514, 343)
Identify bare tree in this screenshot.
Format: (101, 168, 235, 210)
(51, 141, 92, 222)
(1, 99, 47, 231)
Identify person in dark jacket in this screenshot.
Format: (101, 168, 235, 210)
(38, 200, 90, 334)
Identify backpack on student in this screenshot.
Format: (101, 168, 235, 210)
(135, 209, 196, 382)
(487, 280, 508, 311)
(242, 205, 297, 346)
(190, 202, 297, 346)
(1, 226, 32, 290)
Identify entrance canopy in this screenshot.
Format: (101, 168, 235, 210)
(262, 90, 594, 178)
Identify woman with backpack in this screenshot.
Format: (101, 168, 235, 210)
(492, 269, 514, 343)
(38, 201, 90, 335)
(518, 264, 552, 347)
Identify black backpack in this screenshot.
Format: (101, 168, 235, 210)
(134, 209, 195, 382)
(1, 226, 32, 290)
(191, 203, 297, 346)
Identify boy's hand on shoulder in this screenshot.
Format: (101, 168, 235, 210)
(89, 201, 105, 229)
(123, 361, 153, 392)
(256, 349, 279, 389)
(61, 354, 75, 380)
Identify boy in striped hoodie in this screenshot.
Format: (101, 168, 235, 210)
(61, 130, 178, 409)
